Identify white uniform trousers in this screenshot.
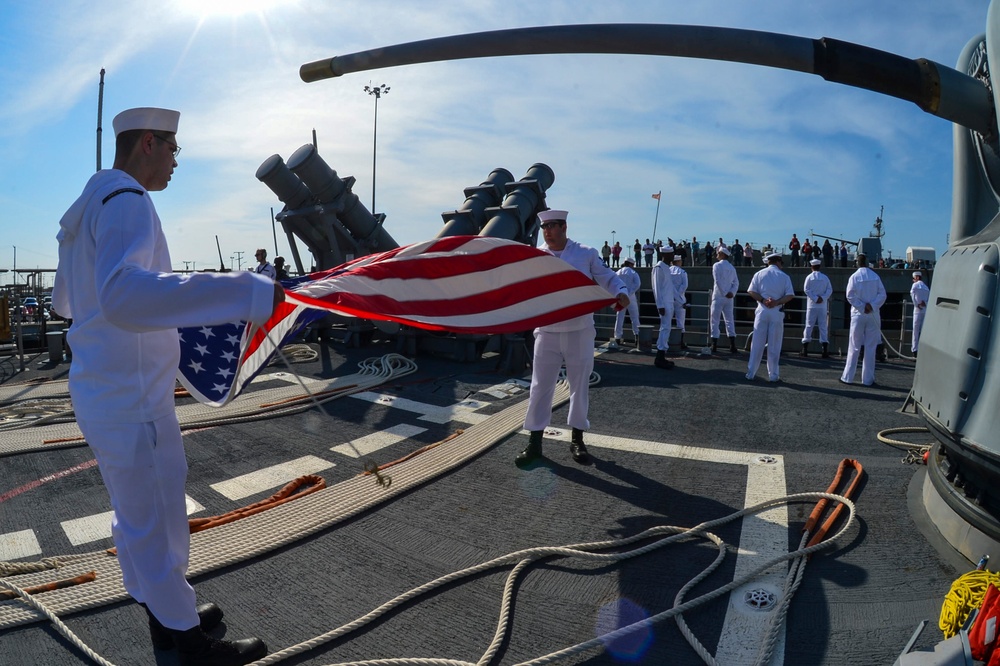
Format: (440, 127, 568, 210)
(673, 304, 686, 333)
(841, 311, 881, 385)
(801, 304, 829, 344)
(747, 307, 785, 381)
(614, 297, 640, 340)
(656, 303, 675, 351)
(78, 413, 200, 632)
(710, 295, 736, 338)
(524, 325, 595, 432)
(912, 308, 925, 352)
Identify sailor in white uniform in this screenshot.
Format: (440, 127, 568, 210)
(840, 253, 887, 386)
(910, 271, 930, 356)
(517, 209, 630, 467)
(254, 248, 277, 280)
(613, 256, 641, 347)
(745, 252, 795, 382)
(651, 246, 676, 369)
(710, 245, 740, 353)
(801, 258, 833, 358)
(669, 253, 689, 349)
(52, 107, 278, 664)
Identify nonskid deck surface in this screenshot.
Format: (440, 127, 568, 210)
(0, 341, 958, 665)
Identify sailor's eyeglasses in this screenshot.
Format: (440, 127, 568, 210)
(540, 221, 565, 230)
(153, 134, 182, 158)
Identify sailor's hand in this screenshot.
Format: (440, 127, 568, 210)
(816, 296, 824, 304)
(864, 303, 873, 314)
(658, 308, 665, 316)
(615, 293, 630, 311)
(272, 283, 286, 314)
(726, 292, 734, 299)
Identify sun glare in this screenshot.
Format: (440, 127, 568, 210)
(174, 0, 289, 19)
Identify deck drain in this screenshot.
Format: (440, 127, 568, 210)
(743, 588, 777, 611)
(755, 455, 778, 465)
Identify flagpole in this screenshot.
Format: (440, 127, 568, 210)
(651, 190, 662, 240)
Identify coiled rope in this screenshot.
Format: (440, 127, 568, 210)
(940, 569, 1000, 638)
(877, 426, 933, 464)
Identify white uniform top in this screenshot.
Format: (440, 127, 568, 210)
(651, 261, 676, 309)
(541, 239, 627, 333)
(668, 264, 688, 305)
(711, 259, 739, 298)
(53, 169, 276, 423)
(911, 280, 930, 309)
(255, 262, 277, 280)
(846, 267, 887, 315)
(748, 265, 794, 306)
(615, 265, 641, 295)
(803, 271, 833, 305)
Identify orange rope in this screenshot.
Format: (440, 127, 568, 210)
(358, 431, 464, 477)
(0, 571, 97, 601)
(804, 458, 864, 549)
(188, 474, 327, 533)
(42, 436, 86, 444)
(258, 384, 358, 409)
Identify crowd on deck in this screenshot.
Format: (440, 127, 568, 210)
(596, 234, 934, 272)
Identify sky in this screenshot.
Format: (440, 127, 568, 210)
(0, 0, 992, 285)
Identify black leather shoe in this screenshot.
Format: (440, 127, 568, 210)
(515, 432, 543, 468)
(171, 626, 267, 666)
(147, 603, 224, 650)
(570, 440, 590, 464)
(654, 351, 674, 369)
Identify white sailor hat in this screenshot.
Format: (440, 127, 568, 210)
(672, 254, 683, 262)
(809, 258, 822, 266)
(912, 271, 923, 277)
(623, 256, 635, 265)
(537, 209, 568, 223)
(662, 245, 674, 253)
(717, 246, 731, 256)
(112, 107, 180, 137)
(765, 252, 783, 263)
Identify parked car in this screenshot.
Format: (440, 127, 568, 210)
(21, 297, 38, 316)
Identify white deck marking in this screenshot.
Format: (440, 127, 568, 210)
(0, 529, 41, 560)
(252, 372, 326, 387)
(332, 423, 427, 458)
(61, 511, 114, 546)
(479, 379, 530, 400)
(539, 428, 787, 663)
(61, 495, 208, 547)
(349, 391, 487, 424)
(210, 455, 335, 501)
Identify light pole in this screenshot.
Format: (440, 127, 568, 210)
(364, 83, 390, 214)
(612, 230, 616, 246)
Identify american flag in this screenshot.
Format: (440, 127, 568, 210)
(177, 236, 616, 406)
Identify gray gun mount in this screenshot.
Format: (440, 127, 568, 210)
(298, 5, 1000, 568)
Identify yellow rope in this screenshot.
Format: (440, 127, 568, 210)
(939, 569, 1000, 638)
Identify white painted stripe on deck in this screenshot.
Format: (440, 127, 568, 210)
(0, 529, 41, 561)
(61, 495, 209, 547)
(332, 423, 427, 458)
(349, 391, 487, 424)
(538, 428, 787, 662)
(210, 455, 335, 501)
(479, 380, 530, 400)
(252, 372, 325, 387)
(62, 510, 115, 546)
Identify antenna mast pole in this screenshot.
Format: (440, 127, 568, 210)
(97, 69, 105, 172)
